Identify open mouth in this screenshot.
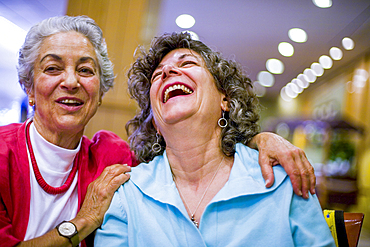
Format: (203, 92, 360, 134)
(163, 83, 193, 103)
(57, 99, 83, 107)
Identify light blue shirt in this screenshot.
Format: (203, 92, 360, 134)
(95, 144, 335, 247)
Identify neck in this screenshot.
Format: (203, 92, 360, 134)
(33, 119, 83, 149)
(163, 120, 229, 184)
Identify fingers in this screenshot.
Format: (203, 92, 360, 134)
(258, 154, 275, 188)
(77, 164, 131, 227)
(280, 148, 316, 199)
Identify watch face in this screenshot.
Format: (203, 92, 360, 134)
(59, 222, 76, 236)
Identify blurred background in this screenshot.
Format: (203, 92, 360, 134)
(1, 0, 369, 245)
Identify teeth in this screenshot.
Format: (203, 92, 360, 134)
(60, 99, 80, 104)
(164, 84, 193, 103)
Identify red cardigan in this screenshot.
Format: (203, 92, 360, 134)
(0, 121, 138, 247)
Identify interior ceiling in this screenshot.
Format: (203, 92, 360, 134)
(0, 0, 369, 100)
(155, 0, 370, 98)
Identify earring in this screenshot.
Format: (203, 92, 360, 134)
(29, 99, 34, 106)
(98, 101, 102, 106)
(152, 132, 162, 153)
(218, 111, 228, 128)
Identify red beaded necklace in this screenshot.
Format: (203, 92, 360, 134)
(25, 120, 80, 195)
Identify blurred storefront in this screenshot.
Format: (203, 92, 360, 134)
(261, 52, 370, 231)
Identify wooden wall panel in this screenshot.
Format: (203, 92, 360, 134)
(66, 0, 149, 140)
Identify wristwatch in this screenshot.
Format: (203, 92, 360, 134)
(56, 221, 79, 247)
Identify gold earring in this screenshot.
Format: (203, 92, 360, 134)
(29, 99, 34, 106)
(98, 101, 102, 106)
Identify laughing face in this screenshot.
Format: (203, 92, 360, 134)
(30, 31, 101, 137)
(150, 48, 226, 132)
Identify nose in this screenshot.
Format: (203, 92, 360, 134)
(61, 69, 79, 91)
(161, 64, 180, 80)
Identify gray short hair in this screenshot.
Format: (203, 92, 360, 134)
(18, 15, 114, 94)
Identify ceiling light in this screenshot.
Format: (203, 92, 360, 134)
(176, 14, 195, 29)
(278, 42, 294, 57)
(288, 28, 307, 43)
(287, 82, 302, 94)
(329, 47, 343, 60)
(342, 37, 355, 50)
(280, 87, 293, 102)
(182, 30, 199, 40)
(285, 85, 298, 98)
(312, 0, 332, 8)
(266, 58, 284, 74)
(304, 68, 317, 83)
(257, 71, 275, 87)
(253, 81, 266, 97)
(319, 55, 333, 69)
(297, 74, 310, 88)
(311, 62, 324, 76)
(0, 16, 26, 52)
(291, 79, 304, 93)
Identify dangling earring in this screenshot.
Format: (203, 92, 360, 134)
(218, 111, 228, 128)
(152, 132, 162, 153)
(29, 99, 34, 107)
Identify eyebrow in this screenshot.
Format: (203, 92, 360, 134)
(39, 54, 98, 67)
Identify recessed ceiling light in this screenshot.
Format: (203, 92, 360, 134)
(311, 62, 324, 76)
(297, 74, 310, 88)
(182, 30, 199, 40)
(278, 42, 294, 57)
(329, 47, 343, 60)
(288, 28, 307, 43)
(257, 71, 275, 87)
(312, 0, 332, 8)
(342, 37, 355, 50)
(292, 78, 305, 91)
(176, 14, 196, 29)
(266, 58, 284, 74)
(304, 68, 317, 83)
(253, 81, 266, 97)
(280, 87, 293, 102)
(319, 55, 333, 69)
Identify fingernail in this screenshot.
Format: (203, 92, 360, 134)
(298, 190, 303, 196)
(312, 188, 316, 194)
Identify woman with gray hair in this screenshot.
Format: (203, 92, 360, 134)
(0, 16, 134, 247)
(95, 32, 334, 246)
(1, 15, 315, 247)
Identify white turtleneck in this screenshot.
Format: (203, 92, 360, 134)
(24, 121, 80, 240)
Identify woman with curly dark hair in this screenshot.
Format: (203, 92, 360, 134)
(95, 32, 334, 246)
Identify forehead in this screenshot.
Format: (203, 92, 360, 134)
(38, 31, 97, 61)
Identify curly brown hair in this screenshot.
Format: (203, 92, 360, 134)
(126, 32, 260, 162)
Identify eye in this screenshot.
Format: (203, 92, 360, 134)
(151, 71, 162, 82)
(78, 67, 95, 76)
(181, 60, 197, 67)
(44, 66, 62, 75)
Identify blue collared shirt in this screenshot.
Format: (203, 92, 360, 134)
(95, 143, 335, 247)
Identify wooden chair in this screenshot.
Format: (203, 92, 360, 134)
(344, 212, 364, 247)
(324, 210, 364, 247)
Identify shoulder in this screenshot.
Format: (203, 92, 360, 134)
(82, 130, 138, 167)
(0, 123, 22, 142)
(0, 123, 24, 156)
(234, 143, 288, 188)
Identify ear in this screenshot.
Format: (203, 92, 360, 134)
(151, 118, 161, 135)
(27, 88, 35, 105)
(220, 94, 229, 112)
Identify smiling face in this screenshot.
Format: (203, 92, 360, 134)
(29, 31, 101, 143)
(150, 48, 227, 133)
